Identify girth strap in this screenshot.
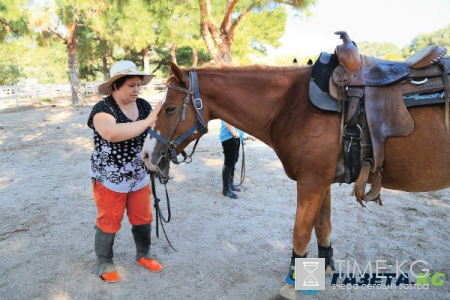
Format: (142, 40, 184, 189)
(438, 61, 450, 130)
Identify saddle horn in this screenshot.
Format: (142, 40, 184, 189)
(335, 31, 352, 43)
(334, 31, 362, 71)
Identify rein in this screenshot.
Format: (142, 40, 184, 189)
(149, 171, 176, 251)
(235, 139, 246, 187)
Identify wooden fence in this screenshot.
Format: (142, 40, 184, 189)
(0, 79, 167, 109)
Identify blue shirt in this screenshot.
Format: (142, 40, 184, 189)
(219, 120, 245, 143)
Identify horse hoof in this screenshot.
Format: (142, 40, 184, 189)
(325, 265, 334, 276)
(279, 284, 297, 300)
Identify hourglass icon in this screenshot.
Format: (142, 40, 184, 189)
(302, 261, 319, 287)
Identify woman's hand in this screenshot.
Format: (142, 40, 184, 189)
(147, 101, 162, 127)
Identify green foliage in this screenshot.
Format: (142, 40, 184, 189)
(0, 0, 29, 41)
(4, 36, 69, 84)
(233, 7, 287, 63)
(23, 43, 68, 83)
(405, 25, 450, 56)
(174, 46, 212, 68)
(1, 1, 449, 86)
(357, 41, 403, 59)
(110, 45, 211, 77)
(0, 62, 20, 85)
(76, 25, 104, 81)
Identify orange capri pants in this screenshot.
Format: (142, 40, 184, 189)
(92, 180, 153, 233)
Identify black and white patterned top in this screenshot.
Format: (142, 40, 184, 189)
(87, 96, 152, 193)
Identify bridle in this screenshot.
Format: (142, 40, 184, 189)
(145, 71, 208, 250)
(147, 71, 208, 183)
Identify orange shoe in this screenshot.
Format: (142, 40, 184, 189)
(101, 271, 120, 283)
(137, 257, 163, 272)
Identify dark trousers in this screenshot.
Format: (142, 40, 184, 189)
(222, 137, 240, 168)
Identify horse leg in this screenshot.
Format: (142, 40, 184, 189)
(314, 187, 335, 275)
(279, 183, 329, 299)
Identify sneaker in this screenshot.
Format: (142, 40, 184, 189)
(137, 257, 163, 272)
(101, 271, 120, 283)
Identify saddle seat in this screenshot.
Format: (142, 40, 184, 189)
(327, 31, 450, 206)
(404, 44, 448, 69)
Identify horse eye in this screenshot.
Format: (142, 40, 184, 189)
(165, 106, 177, 115)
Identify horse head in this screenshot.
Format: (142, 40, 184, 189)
(141, 61, 209, 182)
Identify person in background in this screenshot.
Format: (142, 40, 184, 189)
(219, 120, 245, 199)
(87, 60, 163, 283)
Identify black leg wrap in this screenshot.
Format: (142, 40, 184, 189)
(318, 243, 335, 271)
(286, 250, 307, 285)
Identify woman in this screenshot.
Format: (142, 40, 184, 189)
(219, 121, 245, 199)
(87, 60, 162, 283)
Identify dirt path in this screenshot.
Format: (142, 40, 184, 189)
(0, 99, 449, 299)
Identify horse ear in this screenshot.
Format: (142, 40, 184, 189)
(167, 61, 187, 87)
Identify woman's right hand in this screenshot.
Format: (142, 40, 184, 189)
(147, 101, 162, 127)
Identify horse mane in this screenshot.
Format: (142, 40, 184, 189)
(165, 64, 310, 84)
(190, 64, 308, 74)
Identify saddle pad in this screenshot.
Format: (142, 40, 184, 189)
(309, 80, 338, 111)
(311, 52, 339, 93)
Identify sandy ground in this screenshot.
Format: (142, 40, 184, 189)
(0, 95, 449, 300)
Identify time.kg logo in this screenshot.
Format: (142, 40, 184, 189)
(295, 258, 325, 291)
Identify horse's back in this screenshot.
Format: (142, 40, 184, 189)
(382, 105, 450, 191)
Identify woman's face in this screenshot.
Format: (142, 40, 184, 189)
(115, 76, 142, 103)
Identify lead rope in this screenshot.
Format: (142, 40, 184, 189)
(235, 139, 246, 187)
(150, 172, 177, 251)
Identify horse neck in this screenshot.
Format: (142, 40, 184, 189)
(198, 66, 311, 145)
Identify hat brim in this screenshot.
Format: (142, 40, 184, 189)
(98, 73, 155, 95)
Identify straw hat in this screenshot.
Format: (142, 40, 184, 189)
(98, 60, 155, 95)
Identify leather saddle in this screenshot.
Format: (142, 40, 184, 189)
(310, 31, 450, 206)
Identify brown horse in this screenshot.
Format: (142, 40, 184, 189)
(141, 61, 450, 298)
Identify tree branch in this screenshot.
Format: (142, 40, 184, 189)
(47, 26, 68, 43)
(228, 3, 255, 39)
(220, 0, 239, 35)
(0, 16, 22, 37)
(199, 0, 222, 63)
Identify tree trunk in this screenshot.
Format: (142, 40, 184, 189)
(67, 41, 83, 105)
(170, 44, 177, 64)
(143, 48, 150, 73)
(102, 55, 108, 81)
(66, 21, 83, 105)
(218, 39, 232, 64)
(192, 48, 198, 67)
(198, 0, 256, 65)
(199, 18, 223, 64)
(199, 0, 233, 65)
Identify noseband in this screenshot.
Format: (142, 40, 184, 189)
(147, 71, 208, 180)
